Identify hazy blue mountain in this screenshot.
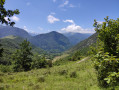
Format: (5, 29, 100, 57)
(63, 32, 92, 45)
(28, 32, 39, 36)
(0, 26, 71, 52)
(29, 31, 71, 52)
(0, 26, 31, 38)
(66, 33, 98, 55)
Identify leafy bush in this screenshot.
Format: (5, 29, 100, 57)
(94, 52, 119, 87)
(32, 54, 48, 69)
(69, 51, 80, 61)
(37, 76, 45, 83)
(12, 40, 33, 72)
(0, 65, 12, 73)
(59, 69, 68, 75)
(93, 17, 119, 88)
(70, 71, 77, 78)
(0, 86, 4, 90)
(0, 77, 3, 83)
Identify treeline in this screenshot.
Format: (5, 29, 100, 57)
(0, 40, 52, 72)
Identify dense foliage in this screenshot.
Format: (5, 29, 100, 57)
(69, 51, 80, 61)
(12, 40, 33, 72)
(0, 0, 20, 26)
(93, 17, 119, 88)
(0, 36, 55, 65)
(32, 54, 48, 69)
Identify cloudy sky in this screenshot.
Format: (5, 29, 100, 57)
(4, 0, 119, 34)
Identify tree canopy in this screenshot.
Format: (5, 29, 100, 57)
(0, 0, 20, 26)
(12, 40, 33, 72)
(93, 17, 119, 88)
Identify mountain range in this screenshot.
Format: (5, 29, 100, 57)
(63, 32, 92, 45)
(0, 26, 92, 53)
(66, 33, 98, 55)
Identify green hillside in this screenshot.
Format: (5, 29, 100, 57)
(0, 36, 46, 65)
(0, 26, 71, 53)
(29, 31, 71, 53)
(67, 33, 98, 55)
(1, 57, 119, 90)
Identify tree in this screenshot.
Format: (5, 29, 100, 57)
(12, 40, 33, 72)
(0, 0, 20, 26)
(93, 17, 119, 88)
(69, 50, 81, 61)
(93, 16, 119, 56)
(0, 0, 20, 62)
(32, 54, 48, 69)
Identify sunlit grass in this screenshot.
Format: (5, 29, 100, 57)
(0, 57, 119, 90)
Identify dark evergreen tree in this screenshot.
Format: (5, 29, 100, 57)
(12, 40, 33, 72)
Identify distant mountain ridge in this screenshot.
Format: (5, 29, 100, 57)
(63, 32, 92, 45)
(0, 26, 31, 38)
(29, 31, 71, 52)
(0, 26, 71, 52)
(66, 33, 98, 55)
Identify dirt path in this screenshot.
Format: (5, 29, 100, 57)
(76, 57, 89, 64)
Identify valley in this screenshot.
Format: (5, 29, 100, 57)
(0, 0, 119, 90)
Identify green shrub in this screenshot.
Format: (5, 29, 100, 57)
(32, 54, 48, 69)
(0, 65, 12, 73)
(37, 76, 45, 83)
(59, 69, 68, 75)
(69, 51, 81, 61)
(93, 17, 119, 88)
(70, 71, 77, 78)
(33, 84, 40, 90)
(94, 52, 119, 87)
(28, 82, 34, 87)
(0, 78, 3, 83)
(0, 86, 4, 90)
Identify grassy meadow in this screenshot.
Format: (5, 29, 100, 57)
(0, 57, 119, 90)
(0, 57, 97, 90)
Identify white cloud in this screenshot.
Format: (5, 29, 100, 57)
(59, 0, 69, 7)
(4, 16, 19, 22)
(53, 0, 56, 3)
(47, 15, 60, 24)
(23, 26, 40, 35)
(26, 2, 31, 6)
(60, 24, 95, 33)
(59, 20, 95, 34)
(23, 26, 28, 31)
(4, 17, 9, 22)
(63, 19, 74, 24)
(11, 16, 19, 22)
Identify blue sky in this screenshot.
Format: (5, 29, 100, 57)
(4, 0, 119, 34)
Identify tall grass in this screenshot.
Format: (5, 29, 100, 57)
(0, 57, 119, 90)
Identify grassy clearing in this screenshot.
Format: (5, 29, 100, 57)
(52, 54, 69, 63)
(0, 57, 119, 90)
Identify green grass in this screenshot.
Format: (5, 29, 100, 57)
(0, 57, 119, 90)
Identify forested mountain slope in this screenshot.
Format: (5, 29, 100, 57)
(67, 33, 98, 55)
